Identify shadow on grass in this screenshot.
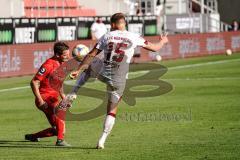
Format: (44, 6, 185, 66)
(0, 140, 50, 145)
(0, 140, 96, 149)
(0, 145, 96, 149)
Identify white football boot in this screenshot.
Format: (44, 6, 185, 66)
(66, 92, 77, 102)
(58, 93, 77, 110)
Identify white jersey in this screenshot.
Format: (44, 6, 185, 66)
(95, 30, 147, 83)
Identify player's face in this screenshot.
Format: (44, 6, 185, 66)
(59, 49, 70, 62)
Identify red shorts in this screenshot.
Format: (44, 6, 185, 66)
(35, 93, 66, 121)
(35, 93, 59, 109)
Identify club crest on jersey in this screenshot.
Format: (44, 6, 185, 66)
(38, 67, 46, 75)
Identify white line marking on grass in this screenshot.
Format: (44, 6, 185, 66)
(130, 58, 240, 76)
(169, 58, 240, 70)
(0, 86, 30, 93)
(163, 77, 240, 81)
(1, 58, 240, 93)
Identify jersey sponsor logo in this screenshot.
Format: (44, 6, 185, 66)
(38, 67, 46, 75)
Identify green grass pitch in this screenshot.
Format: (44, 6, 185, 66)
(0, 53, 240, 160)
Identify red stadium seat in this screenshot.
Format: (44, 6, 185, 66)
(25, 0, 79, 8)
(23, 0, 96, 17)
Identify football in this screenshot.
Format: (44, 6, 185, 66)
(72, 44, 89, 62)
(156, 54, 162, 61)
(226, 49, 232, 56)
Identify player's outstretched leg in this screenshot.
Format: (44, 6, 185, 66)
(25, 107, 58, 142)
(97, 101, 119, 149)
(25, 127, 56, 142)
(58, 71, 90, 109)
(72, 71, 91, 94)
(25, 134, 40, 142)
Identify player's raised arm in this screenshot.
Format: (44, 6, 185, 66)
(143, 33, 169, 52)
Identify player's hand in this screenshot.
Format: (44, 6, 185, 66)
(57, 98, 72, 111)
(36, 98, 48, 110)
(160, 32, 169, 45)
(38, 101, 48, 110)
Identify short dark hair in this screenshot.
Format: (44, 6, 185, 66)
(110, 13, 126, 24)
(53, 41, 69, 56)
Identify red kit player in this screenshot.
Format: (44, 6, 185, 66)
(25, 42, 71, 146)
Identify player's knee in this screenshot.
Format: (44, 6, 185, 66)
(107, 112, 116, 118)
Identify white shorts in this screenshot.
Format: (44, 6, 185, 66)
(86, 57, 126, 103)
(106, 80, 126, 103)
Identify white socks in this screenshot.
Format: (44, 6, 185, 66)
(98, 114, 116, 147)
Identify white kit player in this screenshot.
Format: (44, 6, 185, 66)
(65, 13, 169, 149)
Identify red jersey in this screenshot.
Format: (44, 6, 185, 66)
(34, 57, 61, 96)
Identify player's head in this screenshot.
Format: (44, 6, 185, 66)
(110, 13, 126, 31)
(53, 41, 70, 62)
(96, 17, 102, 23)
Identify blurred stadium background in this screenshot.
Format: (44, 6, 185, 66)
(0, 0, 240, 159)
(0, 0, 240, 78)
